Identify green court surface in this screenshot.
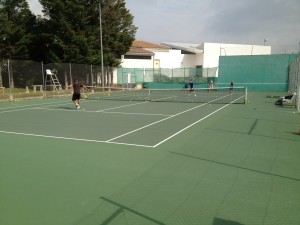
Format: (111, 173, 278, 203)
(0, 92, 300, 225)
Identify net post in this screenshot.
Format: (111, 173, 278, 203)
(245, 86, 248, 104)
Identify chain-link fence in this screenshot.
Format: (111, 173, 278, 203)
(0, 59, 112, 101)
(0, 60, 218, 101)
(117, 67, 218, 89)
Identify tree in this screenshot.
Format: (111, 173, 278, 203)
(38, 0, 137, 66)
(0, 0, 37, 87)
(0, 0, 37, 60)
(101, 0, 137, 67)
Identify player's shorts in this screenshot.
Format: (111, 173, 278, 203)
(72, 93, 81, 101)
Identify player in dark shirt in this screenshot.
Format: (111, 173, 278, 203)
(189, 79, 196, 96)
(68, 80, 86, 109)
(230, 81, 233, 93)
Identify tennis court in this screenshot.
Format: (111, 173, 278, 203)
(1, 91, 300, 225)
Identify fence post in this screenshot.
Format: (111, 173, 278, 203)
(69, 63, 72, 84)
(8, 59, 13, 101)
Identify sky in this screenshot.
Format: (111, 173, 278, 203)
(28, 0, 300, 54)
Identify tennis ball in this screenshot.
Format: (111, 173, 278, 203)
(108, 93, 110, 96)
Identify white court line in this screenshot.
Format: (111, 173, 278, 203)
(34, 100, 170, 116)
(34, 107, 171, 117)
(153, 104, 229, 147)
(34, 99, 148, 112)
(0, 99, 70, 110)
(0, 101, 74, 114)
(0, 108, 38, 114)
(153, 95, 245, 147)
(107, 94, 245, 144)
(0, 130, 153, 148)
(97, 101, 148, 112)
(34, 102, 73, 108)
(106, 102, 208, 142)
(0, 94, 245, 148)
(101, 111, 171, 117)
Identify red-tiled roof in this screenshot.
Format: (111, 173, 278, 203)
(127, 46, 154, 56)
(132, 40, 169, 49)
(125, 40, 169, 56)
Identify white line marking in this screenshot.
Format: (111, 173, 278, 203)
(106, 102, 208, 142)
(0, 130, 153, 148)
(106, 93, 241, 142)
(153, 104, 229, 147)
(97, 101, 148, 112)
(0, 108, 37, 114)
(0, 100, 70, 110)
(153, 95, 245, 147)
(101, 111, 171, 117)
(0, 94, 245, 148)
(33, 107, 79, 112)
(34, 107, 171, 116)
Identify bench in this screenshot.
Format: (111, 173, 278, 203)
(32, 85, 43, 92)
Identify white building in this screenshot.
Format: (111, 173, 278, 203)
(118, 40, 272, 79)
(161, 42, 271, 69)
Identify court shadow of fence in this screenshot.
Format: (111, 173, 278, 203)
(213, 217, 244, 225)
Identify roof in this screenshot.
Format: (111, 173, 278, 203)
(132, 40, 169, 49)
(161, 42, 204, 54)
(126, 46, 154, 56)
(125, 40, 169, 56)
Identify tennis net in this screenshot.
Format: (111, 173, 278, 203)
(85, 86, 247, 104)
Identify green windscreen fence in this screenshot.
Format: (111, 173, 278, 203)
(218, 54, 298, 91)
(117, 67, 218, 89)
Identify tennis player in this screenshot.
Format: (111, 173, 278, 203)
(189, 79, 196, 96)
(230, 81, 233, 93)
(68, 80, 87, 109)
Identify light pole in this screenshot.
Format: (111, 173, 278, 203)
(99, 1, 104, 91)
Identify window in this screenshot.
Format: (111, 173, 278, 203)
(124, 55, 152, 60)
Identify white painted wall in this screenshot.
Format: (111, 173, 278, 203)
(118, 42, 272, 79)
(120, 55, 154, 68)
(203, 43, 271, 69)
(153, 50, 182, 68)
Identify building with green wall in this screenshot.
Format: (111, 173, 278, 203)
(218, 54, 298, 91)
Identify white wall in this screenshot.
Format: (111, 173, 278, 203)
(120, 55, 154, 68)
(153, 50, 183, 68)
(181, 54, 197, 68)
(202, 43, 271, 76)
(119, 42, 272, 78)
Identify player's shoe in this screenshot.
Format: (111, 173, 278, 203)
(77, 105, 80, 109)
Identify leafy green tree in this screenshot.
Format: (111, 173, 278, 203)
(0, 0, 37, 60)
(101, 0, 137, 67)
(0, 0, 37, 87)
(38, 0, 137, 66)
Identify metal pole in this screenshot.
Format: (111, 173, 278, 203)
(99, 1, 104, 91)
(264, 38, 267, 46)
(8, 59, 13, 101)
